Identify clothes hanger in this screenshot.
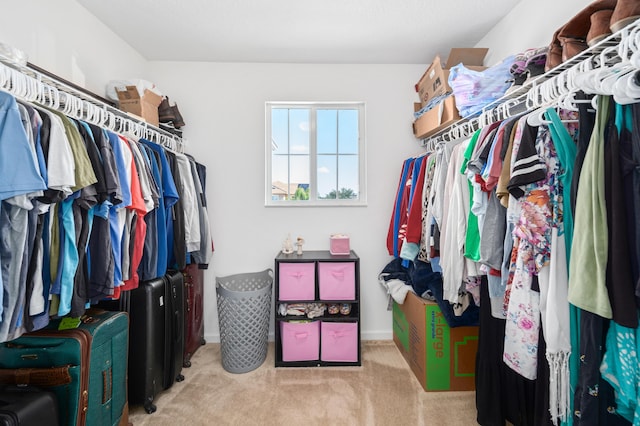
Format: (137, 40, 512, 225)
(33, 79, 47, 106)
(9, 68, 28, 100)
(22, 73, 39, 103)
(525, 82, 544, 110)
(611, 66, 640, 104)
(45, 85, 60, 109)
(610, 34, 640, 104)
(579, 45, 626, 95)
(0, 63, 7, 89)
(526, 106, 546, 127)
(82, 102, 95, 125)
(558, 90, 593, 112)
(452, 123, 462, 139)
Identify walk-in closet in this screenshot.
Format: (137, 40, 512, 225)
(0, 1, 639, 425)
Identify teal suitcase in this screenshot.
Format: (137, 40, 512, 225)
(0, 309, 129, 426)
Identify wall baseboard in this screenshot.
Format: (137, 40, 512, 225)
(204, 330, 393, 344)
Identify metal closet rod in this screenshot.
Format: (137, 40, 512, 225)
(420, 18, 640, 146)
(0, 52, 184, 153)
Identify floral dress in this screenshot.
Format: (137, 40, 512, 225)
(503, 124, 560, 380)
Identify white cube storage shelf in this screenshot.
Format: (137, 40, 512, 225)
(274, 250, 361, 367)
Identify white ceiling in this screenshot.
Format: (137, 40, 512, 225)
(76, 0, 517, 64)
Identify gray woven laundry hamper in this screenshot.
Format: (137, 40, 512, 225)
(216, 268, 273, 373)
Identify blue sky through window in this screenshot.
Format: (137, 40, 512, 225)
(271, 106, 360, 199)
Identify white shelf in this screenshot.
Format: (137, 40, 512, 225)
(420, 19, 638, 147)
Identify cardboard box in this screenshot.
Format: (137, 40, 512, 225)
(393, 291, 478, 392)
(115, 86, 163, 126)
(415, 48, 488, 107)
(412, 96, 461, 140)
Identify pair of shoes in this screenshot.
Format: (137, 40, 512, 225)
(560, 0, 617, 59)
(171, 104, 185, 128)
(583, 0, 640, 47)
(611, 0, 640, 32)
(545, 28, 564, 72)
(158, 97, 175, 123)
(545, 0, 618, 71)
(158, 97, 185, 128)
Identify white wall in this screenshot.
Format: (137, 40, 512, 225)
(0, 0, 147, 94)
(477, 0, 593, 65)
(148, 62, 424, 341)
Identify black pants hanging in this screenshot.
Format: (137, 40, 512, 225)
(475, 277, 552, 426)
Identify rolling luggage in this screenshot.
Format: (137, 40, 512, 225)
(0, 309, 129, 426)
(164, 270, 185, 388)
(114, 273, 184, 414)
(0, 385, 59, 426)
(125, 277, 167, 414)
(182, 263, 206, 367)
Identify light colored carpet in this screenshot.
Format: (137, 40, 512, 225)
(128, 340, 478, 426)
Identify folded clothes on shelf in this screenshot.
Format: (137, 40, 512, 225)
(278, 303, 327, 318)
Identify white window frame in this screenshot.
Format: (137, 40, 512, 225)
(265, 101, 367, 207)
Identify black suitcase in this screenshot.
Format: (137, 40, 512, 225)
(164, 270, 185, 388)
(98, 273, 185, 414)
(0, 385, 58, 426)
(128, 277, 167, 414)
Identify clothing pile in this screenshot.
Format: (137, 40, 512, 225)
(448, 55, 515, 118)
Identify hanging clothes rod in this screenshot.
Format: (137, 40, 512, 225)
(0, 52, 185, 153)
(420, 18, 640, 146)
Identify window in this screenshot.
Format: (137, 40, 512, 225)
(266, 102, 366, 206)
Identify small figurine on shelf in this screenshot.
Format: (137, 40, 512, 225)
(296, 236, 305, 255)
(282, 234, 293, 254)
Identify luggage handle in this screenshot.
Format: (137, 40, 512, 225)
(174, 311, 180, 343)
(4, 341, 66, 350)
(294, 332, 308, 339)
(102, 367, 112, 404)
(0, 365, 73, 387)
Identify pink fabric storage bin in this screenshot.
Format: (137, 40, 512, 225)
(330, 235, 350, 255)
(318, 262, 356, 300)
(278, 262, 315, 300)
(320, 322, 359, 362)
(280, 321, 320, 361)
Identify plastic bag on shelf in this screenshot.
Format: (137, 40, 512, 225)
(105, 79, 162, 102)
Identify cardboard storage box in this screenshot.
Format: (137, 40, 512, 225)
(115, 85, 163, 126)
(393, 291, 478, 392)
(415, 48, 488, 107)
(412, 96, 461, 139)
